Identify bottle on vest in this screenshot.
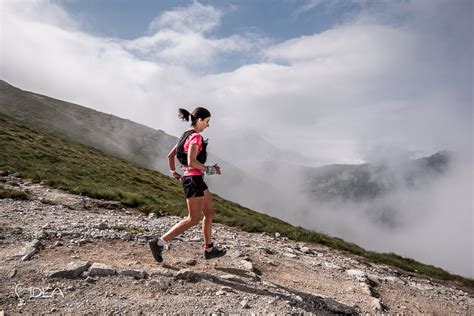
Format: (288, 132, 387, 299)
(176, 130, 208, 166)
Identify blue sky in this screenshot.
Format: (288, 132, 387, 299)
(59, 0, 360, 41)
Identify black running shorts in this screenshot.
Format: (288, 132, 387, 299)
(181, 175, 208, 199)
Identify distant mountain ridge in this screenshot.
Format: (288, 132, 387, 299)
(303, 150, 452, 202)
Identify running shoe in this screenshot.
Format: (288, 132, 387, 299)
(148, 239, 164, 262)
(203, 245, 227, 260)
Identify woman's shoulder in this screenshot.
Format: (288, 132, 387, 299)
(186, 132, 203, 144)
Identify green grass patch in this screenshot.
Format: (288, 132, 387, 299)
(0, 187, 29, 200)
(111, 225, 149, 234)
(1, 114, 472, 287)
(40, 198, 57, 205)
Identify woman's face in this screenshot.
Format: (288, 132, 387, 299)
(196, 117, 210, 132)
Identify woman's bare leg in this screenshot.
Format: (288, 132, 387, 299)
(161, 196, 204, 242)
(201, 190, 215, 247)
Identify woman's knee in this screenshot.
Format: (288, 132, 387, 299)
(203, 207, 215, 220)
(185, 215, 201, 226)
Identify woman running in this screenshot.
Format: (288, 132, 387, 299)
(149, 107, 227, 262)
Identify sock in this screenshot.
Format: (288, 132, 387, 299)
(157, 237, 167, 247)
(205, 243, 214, 252)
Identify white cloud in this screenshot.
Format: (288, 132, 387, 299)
(293, 0, 325, 17)
(123, 30, 253, 68)
(120, 2, 263, 69)
(148, 1, 222, 34)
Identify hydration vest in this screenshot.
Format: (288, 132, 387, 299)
(176, 129, 207, 166)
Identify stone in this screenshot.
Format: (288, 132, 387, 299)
(148, 279, 170, 291)
(346, 269, 368, 282)
(300, 246, 312, 254)
(371, 298, 384, 311)
(47, 261, 92, 279)
(78, 238, 90, 245)
(220, 286, 233, 292)
(323, 262, 342, 270)
(197, 272, 214, 281)
(97, 223, 108, 230)
(88, 263, 116, 277)
(240, 299, 250, 309)
(185, 259, 197, 266)
(323, 298, 358, 314)
(85, 276, 97, 283)
(384, 276, 406, 285)
(119, 269, 148, 279)
(257, 246, 275, 255)
(220, 274, 243, 283)
(284, 253, 298, 259)
(35, 230, 47, 239)
(274, 232, 281, 238)
(175, 269, 200, 282)
(359, 283, 373, 296)
(241, 260, 255, 271)
(367, 273, 381, 286)
(231, 251, 245, 258)
(8, 269, 17, 278)
(149, 268, 174, 278)
(21, 247, 38, 261)
(27, 239, 41, 248)
(262, 281, 278, 288)
(411, 283, 434, 291)
(216, 290, 226, 296)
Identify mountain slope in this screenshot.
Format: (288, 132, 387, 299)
(0, 80, 176, 172)
(1, 113, 472, 287)
(303, 151, 451, 202)
(0, 80, 288, 215)
(1, 176, 472, 314)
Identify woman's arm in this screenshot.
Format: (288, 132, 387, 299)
(167, 144, 181, 180)
(187, 144, 207, 171)
(187, 144, 221, 174)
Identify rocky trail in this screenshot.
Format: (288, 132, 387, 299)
(0, 175, 472, 314)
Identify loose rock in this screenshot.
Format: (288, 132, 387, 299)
(88, 263, 116, 277)
(47, 261, 91, 278)
(119, 269, 148, 279)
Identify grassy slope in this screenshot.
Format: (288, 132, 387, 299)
(1, 114, 472, 287)
(0, 80, 178, 171)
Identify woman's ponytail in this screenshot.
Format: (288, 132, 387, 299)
(178, 108, 191, 122)
(178, 107, 211, 126)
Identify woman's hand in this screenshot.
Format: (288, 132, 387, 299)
(206, 164, 221, 175)
(214, 164, 221, 175)
(171, 170, 182, 180)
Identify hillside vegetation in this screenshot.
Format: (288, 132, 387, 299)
(0, 80, 176, 172)
(1, 114, 472, 287)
